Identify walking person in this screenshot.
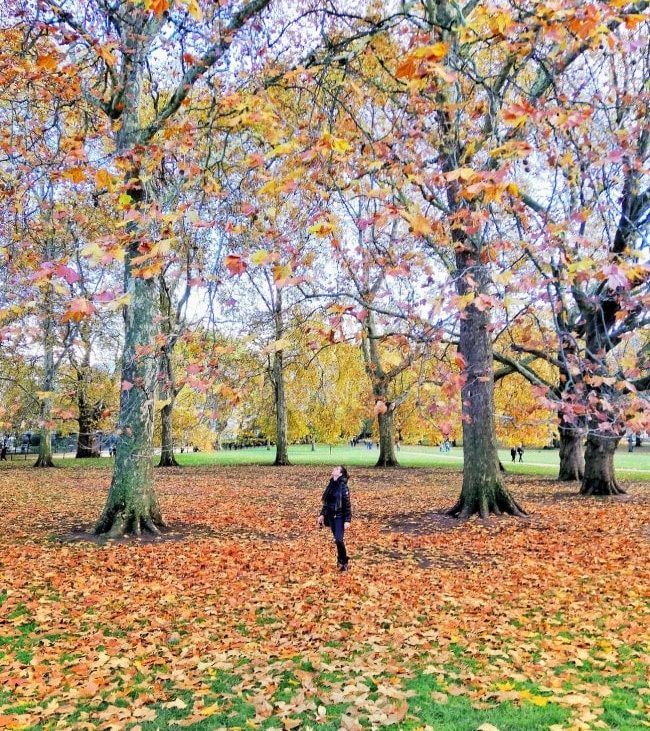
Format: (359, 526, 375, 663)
(510, 447, 516, 463)
(317, 466, 352, 571)
(517, 445, 524, 462)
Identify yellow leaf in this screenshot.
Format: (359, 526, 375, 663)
(259, 179, 280, 196)
(250, 250, 270, 266)
(331, 137, 352, 154)
(199, 703, 222, 716)
(412, 42, 449, 61)
(308, 222, 334, 236)
(271, 141, 298, 156)
(182, 0, 203, 21)
(404, 208, 433, 237)
(95, 168, 116, 191)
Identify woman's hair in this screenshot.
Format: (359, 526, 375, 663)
(340, 465, 349, 480)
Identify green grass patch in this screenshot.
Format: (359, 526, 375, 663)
(15, 443, 647, 479)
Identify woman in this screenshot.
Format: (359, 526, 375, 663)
(317, 465, 352, 571)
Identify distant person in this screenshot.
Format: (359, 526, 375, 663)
(517, 445, 524, 462)
(510, 447, 517, 462)
(317, 465, 352, 571)
(0, 444, 6, 461)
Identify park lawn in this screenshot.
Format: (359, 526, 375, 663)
(8, 443, 650, 480)
(0, 466, 648, 730)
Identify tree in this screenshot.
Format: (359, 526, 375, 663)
(502, 18, 650, 493)
(25, 0, 277, 535)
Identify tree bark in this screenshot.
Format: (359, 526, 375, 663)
(558, 422, 584, 481)
(34, 403, 54, 468)
(446, 256, 525, 518)
(271, 290, 290, 466)
(157, 319, 180, 468)
(361, 311, 400, 468)
(95, 241, 164, 536)
(158, 400, 179, 467)
(272, 348, 291, 466)
(34, 300, 55, 468)
(76, 405, 101, 458)
(580, 432, 625, 495)
(376, 408, 398, 467)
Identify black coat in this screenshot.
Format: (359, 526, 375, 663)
(320, 477, 352, 522)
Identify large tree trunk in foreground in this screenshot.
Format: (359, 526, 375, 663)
(580, 432, 625, 496)
(447, 259, 526, 519)
(95, 241, 164, 537)
(558, 423, 584, 481)
(376, 408, 398, 467)
(158, 400, 179, 467)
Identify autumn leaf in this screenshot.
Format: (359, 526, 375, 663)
(224, 255, 247, 275)
(61, 297, 96, 322)
(404, 208, 433, 237)
(308, 221, 335, 236)
(62, 167, 85, 184)
(180, 0, 203, 21)
(95, 168, 116, 191)
(36, 53, 58, 71)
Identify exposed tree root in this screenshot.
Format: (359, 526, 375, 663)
(445, 485, 528, 519)
(157, 453, 180, 467)
(375, 456, 399, 468)
(580, 479, 626, 496)
(95, 505, 167, 538)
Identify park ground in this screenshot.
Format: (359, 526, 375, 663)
(0, 463, 648, 731)
(9, 443, 650, 481)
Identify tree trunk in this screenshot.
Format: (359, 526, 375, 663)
(76, 407, 101, 458)
(271, 290, 290, 466)
(376, 408, 398, 467)
(361, 311, 400, 468)
(157, 273, 181, 468)
(158, 400, 179, 467)
(580, 432, 625, 496)
(558, 423, 584, 481)
(447, 258, 525, 518)
(273, 348, 291, 466)
(95, 241, 164, 537)
(34, 306, 55, 468)
(34, 401, 54, 468)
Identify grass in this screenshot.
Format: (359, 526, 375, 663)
(13, 442, 650, 479)
(0, 465, 648, 730)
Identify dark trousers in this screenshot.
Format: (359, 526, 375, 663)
(329, 515, 348, 566)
